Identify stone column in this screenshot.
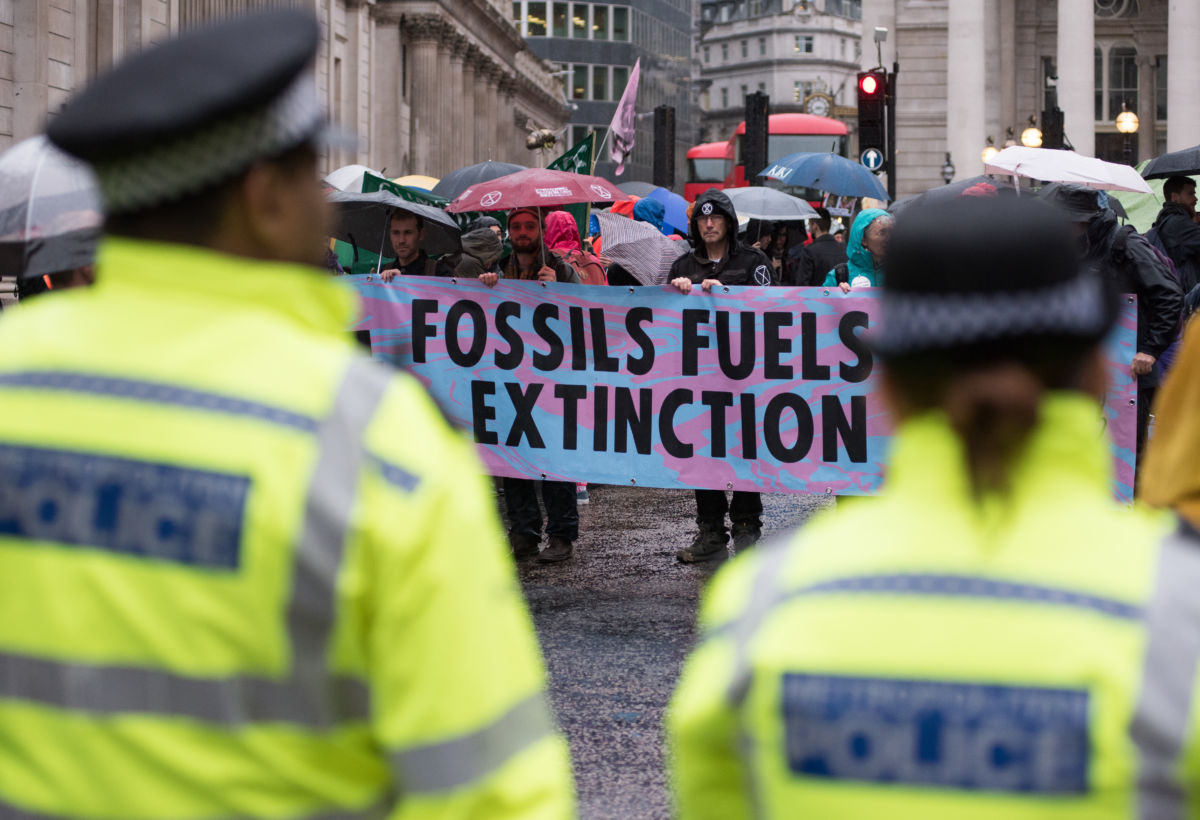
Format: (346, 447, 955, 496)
(405, 14, 442, 176)
(496, 75, 515, 164)
(460, 48, 480, 166)
(998, 0, 1017, 136)
(371, 16, 403, 177)
(1137, 54, 1155, 164)
(448, 36, 469, 173)
(947, 0, 987, 178)
(475, 59, 495, 162)
(1167, 0, 1200, 151)
(1057, 0, 1094, 156)
(436, 38, 454, 175)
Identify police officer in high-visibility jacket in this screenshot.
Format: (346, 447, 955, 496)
(669, 196, 1188, 818)
(0, 11, 573, 819)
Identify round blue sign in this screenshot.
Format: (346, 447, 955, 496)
(861, 148, 885, 171)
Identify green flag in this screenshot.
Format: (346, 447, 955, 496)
(359, 171, 493, 232)
(547, 134, 596, 243)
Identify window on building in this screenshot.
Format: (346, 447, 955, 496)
(1094, 47, 1103, 121)
(613, 7, 629, 41)
(703, 46, 710, 63)
(759, 37, 766, 56)
(740, 84, 748, 101)
(1095, 0, 1140, 19)
(1156, 55, 1167, 121)
(572, 64, 588, 99)
(552, 2, 568, 37)
(854, 40, 862, 60)
(572, 125, 589, 147)
(1108, 45, 1138, 120)
(1042, 56, 1058, 111)
(513, 2, 521, 32)
(741, 40, 748, 58)
(750, 0, 762, 13)
(721, 42, 729, 60)
(721, 87, 729, 108)
(840, 38, 846, 58)
(572, 3, 587, 38)
(613, 65, 629, 99)
(526, 2, 547, 36)
(794, 80, 801, 102)
(795, 35, 813, 53)
(593, 65, 608, 100)
(593, 4, 608, 39)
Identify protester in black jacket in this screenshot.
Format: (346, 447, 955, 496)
(668, 188, 771, 563)
(1043, 184, 1183, 475)
(787, 207, 847, 286)
(1151, 175, 1200, 298)
(669, 188, 773, 290)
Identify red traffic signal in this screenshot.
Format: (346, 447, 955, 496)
(857, 71, 886, 98)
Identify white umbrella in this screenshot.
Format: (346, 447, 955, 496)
(984, 146, 1152, 194)
(596, 212, 687, 286)
(723, 187, 818, 222)
(323, 164, 382, 193)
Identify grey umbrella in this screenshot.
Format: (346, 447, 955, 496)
(430, 161, 526, 201)
(0, 136, 102, 279)
(327, 190, 461, 263)
(724, 187, 818, 221)
(617, 181, 659, 198)
(889, 175, 1020, 216)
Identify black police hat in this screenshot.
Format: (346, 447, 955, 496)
(46, 10, 325, 214)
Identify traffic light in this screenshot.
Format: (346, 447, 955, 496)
(857, 70, 887, 155)
(743, 91, 770, 186)
(653, 105, 676, 190)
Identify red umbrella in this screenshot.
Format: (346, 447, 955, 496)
(445, 167, 630, 213)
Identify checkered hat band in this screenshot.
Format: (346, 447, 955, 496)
(95, 73, 324, 214)
(876, 275, 1110, 355)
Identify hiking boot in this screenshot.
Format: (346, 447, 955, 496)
(538, 536, 574, 563)
(508, 531, 540, 560)
(731, 523, 762, 553)
(677, 527, 729, 564)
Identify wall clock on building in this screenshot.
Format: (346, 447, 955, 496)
(803, 93, 833, 118)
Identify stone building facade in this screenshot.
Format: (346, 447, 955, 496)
(0, 0, 568, 177)
(862, 0, 1200, 198)
(697, 0, 863, 146)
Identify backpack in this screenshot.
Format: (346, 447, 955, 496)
(1146, 224, 1200, 296)
(552, 248, 608, 286)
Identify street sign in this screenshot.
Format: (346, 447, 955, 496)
(861, 147, 885, 172)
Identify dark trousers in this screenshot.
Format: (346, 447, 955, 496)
(504, 478, 579, 541)
(1136, 385, 1156, 491)
(695, 490, 762, 530)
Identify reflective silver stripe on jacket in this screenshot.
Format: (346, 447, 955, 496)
(0, 357, 395, 727)
(1131, 524, 1200, 819)
(391, 692, 555, 795)
(0, 795, 393, 820)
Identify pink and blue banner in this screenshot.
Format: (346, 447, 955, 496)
(350, 277, 1138, 502)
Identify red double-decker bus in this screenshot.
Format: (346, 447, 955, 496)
(683, 141, 733, 202)
(684, 113, 850, 201)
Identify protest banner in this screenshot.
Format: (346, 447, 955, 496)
(351, 278, 1138, 502)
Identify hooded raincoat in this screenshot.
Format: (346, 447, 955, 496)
(824, 207, 889, 288)
(669, 189, 772, 287)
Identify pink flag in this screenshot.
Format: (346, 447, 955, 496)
(607, 59, 641, 176)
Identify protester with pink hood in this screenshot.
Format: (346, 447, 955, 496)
(545, 210, 607, 286)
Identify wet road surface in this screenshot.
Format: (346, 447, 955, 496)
(512, 484, 832, 819)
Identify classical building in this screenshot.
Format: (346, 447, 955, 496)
(696, 0, 863, 145)
(0, 0, 568, 177)
(862, 0, 1199, 198)
(512, 0, 694, 183)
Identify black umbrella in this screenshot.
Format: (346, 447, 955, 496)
(889, 175, 1018, 216)
(617, 180, 659, 198)
(1037, 182, 1129, 220)
(1142, 145, 1200, 180)
(327, 191, 461, 265)
(0, 136, 102, 279)
(430, 161, 526, 201)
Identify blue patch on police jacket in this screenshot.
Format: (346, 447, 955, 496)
(782, 673, 1089, 794)
(0, 443, 249, 569)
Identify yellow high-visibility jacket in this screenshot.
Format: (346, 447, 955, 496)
(670, 394, 1189, 819)
(0, 238, 574, 819)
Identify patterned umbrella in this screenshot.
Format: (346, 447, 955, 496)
(446, 168, 630, 213)
(596, 212, 687, 286)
